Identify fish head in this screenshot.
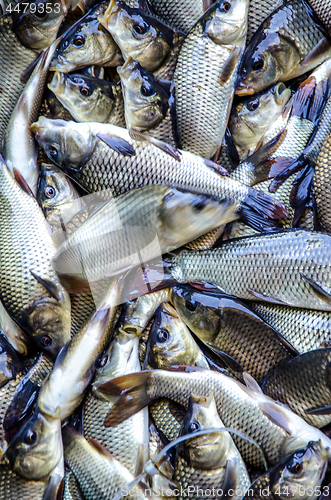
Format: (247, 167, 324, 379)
(92, 328, 140, 394)
(0, 333, 24, 388)
(229, 82, 291, 149)
(5, 405, 62, 480)
(118, 58, 170, 130)
(99, 0, 174, 72)
(50, 6, 121, 73)
(144, 303, 199, 370)
(178, 391, 230, 470)
(12, 0, 65, 50)
(24, 296, 71, 360)
(171, 286, 221, 341)
(270, 441, 328, 500)
(157, 188, 238, 253)
(236, 31, 301, 95)
(31, 117, 94, 171)
(205, 0, 249, 45)
(48, 71, 120, 123)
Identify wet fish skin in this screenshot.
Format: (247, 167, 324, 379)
(314, 132, 331, 234)
(99, 367, 331, 468)
(261, 348, 331, 429)
(62, 466, 85, 500)
(0, 333, 24, 389)
(306, 0, 331, 36)
(170, 229, 331, 312)
(50, 2, 123, 73)
(150, 398, 186, 442)
(31, 119, 288, 233)
(246, 0, 285, 44)
(0, 299, 30, 355)
(173, 0, 248, 159)
(236, 0, 331, 96)
(48, 71, 125, 126)
(0, 464, 47, 499)
(171, 285, 297, 383)
(144, 302, 210, 370)
(148, 0, 212, 33)
(175, 392, 250, 500)
(121, 289, 171, 335)
(243, 441, 328, 500)
(0, 155, 71, 359)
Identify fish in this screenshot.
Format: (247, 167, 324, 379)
(173, 0, 249, 159)
(314, 132, 331, 234)
(98, 366, 331, 468)
(49, 2, 123, 73)
(48, 71, 126, 126)
(248, 302, 331, 354)
(306, 0, 331, 36)
(84, 329, 149, 475)
(166, 229, 331, 312)
(11, 0, 67, 50)
(150, 397, 186, 442)
(171, 285, 298, 382)
(120, 289, 171, 335)
(30, 119, 288, 234)
(40, 88, 75, 121)
(243, 441, 328, 500)
(4, 279, 121, 480)
(62, 466, 85, 500)
(117, 58, 176, 147)
(51, 185, 242, 289)
(148, 0, 213, 34)
(0, 155, 71, 359)
(261, 348, 331, 429)
(0, 463, 47, 499)
(0, 15, 37, 149)
(229, 82, 292, 161)
(0, 333, 25, 390)
(175, 392, 251, 500)
(0, 299, 29, 355)
(37, 162, 83, 238)
(144, 302, 210, 370)
(63, 427, 150, 500)
(236, 0, 331, 96)
(3, 43, 57, 196)
(246, 0, 285, 44)
(98, 0, 185, 79)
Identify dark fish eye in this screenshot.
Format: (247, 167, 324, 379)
(247, 98, 260, 112)
(253, 59, 264, 71)
(156, 329, 169, 343)
(49, 147, 58, 161)
(80, 86, 92, 97)
(35, 7, 47, 17)
(287, 461, 303, 474)
(185, 300, 196, 312)
(40, 336, 52, 347)
(219, 1, 231, 12)
(133, 21, 149, 35)
(24, 429, 37, 445)
(97, 354, 108, 368)
(73, 35, 85, 47)
(188, 421, 200, 433)
(45, 186, 55, 198)
(141, 82, 155, 97)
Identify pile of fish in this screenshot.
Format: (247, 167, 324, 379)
(2, 0, 331, 498)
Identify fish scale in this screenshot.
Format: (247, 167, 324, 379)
(246, 0, 285, 43)
(0, 465, 46, 499)
(307, 0, 331, 34)
(149, 0, 209, 33)
(314, 133, 331, 233)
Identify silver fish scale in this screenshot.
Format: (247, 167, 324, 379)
(249, 302, 331, 354)
(307, 0, 331, 34)
(247, 0, 285, 43)
(314, 133, 331, 233)
(0, 165, 63, 323)
(0, 378, 21, 445)
(172, 230, 331, 311)
(149, 0, 206, 33)
(0, 16, 36, 149)
(175, 454, 226, 498)
(174, 22, 242, 159)
(70, 293, 96, 338)
(147, 370, 288, 468)
(73, 139, 249, 205)
(63, 467, 85, 500)
(306, 97, 331, 163)
(83, 392, 145, 475)
(149, 399, 186, 441)
(0, 465, 46, 499)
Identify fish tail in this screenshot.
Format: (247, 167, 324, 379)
(98, 371, 153, 427)
(239, 188, 288, 232)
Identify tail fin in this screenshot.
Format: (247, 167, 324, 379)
(239, 187, 288, 232)
(98, 371, 153, 427)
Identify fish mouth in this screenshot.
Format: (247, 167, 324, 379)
(235, 82, 256, 96)
(48, 71, 65, 95)
(98, 0, 118, 30)
(117, 57, 138, 80)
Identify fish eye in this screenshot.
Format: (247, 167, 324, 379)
(45, 186, 55, 198)
(49, 146, 58, 161)
(219, 1, 231, 12)
(40, 336, 52, 347)
(35, 7, 47, 17)
(73, 35, 85, 47)
(97, 354, 108, 368)
(156, 329, 169, 343)
(80, 86, 92, 97)
(24, 429, 37, 445)
(253, 59, 264, 72)
(141, 82, 155, 97)
(287, 460, 303, 474)
(188, 421, 200, 433)
(247, 98, 260, 112)
(185, 300, 196, 312)
(133, 21, 149, 35)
